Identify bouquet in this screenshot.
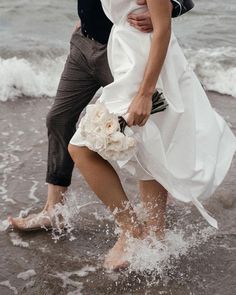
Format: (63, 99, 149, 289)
(79, 90, 168, 161)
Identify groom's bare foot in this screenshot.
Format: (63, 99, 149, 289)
(8, 210, 55, 232)
(8, 184, 67, 232)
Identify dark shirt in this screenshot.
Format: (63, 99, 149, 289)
(78, 0, 113, 44)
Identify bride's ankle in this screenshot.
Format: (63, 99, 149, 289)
(144, 223, 166, 240)
(119, 222, 144, 239)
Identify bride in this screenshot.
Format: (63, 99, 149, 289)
(68, 0, 236, 270)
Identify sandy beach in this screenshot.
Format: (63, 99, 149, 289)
(0, 91, 236, 295)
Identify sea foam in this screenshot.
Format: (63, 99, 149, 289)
(0, 46, 236, 101)
(185, 46, 236, 97)
(17, 269, 36, 280)
(0, 56, 65, 101)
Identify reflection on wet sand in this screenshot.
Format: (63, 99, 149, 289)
(0, 92, 236, 294)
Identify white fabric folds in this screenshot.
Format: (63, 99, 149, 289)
(70, 0, 236, 228)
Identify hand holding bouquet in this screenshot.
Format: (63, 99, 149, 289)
(79, 90, 168, 161)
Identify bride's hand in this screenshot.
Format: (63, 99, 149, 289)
(127, 93, 152, 127)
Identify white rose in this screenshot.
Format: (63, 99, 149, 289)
(126, 136, 136, 148)
(86, 102, 109, 125)
(104, 115, 120, 136)
(80, 115, 96, 136)
(86, 134, 107, 151)
(79, 116, 87, 137)
(107, 132, 125, 151)
(94, 136, 107, 151)
(93, 125, 103, 134)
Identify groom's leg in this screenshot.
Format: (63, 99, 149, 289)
(46, 54, 99, 188)
(46, 33, 113, 205)
(44, 49, 100, 212)
(46, 32, 113, 188)
(9, 31, 113, 230)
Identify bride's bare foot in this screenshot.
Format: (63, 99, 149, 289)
(103, 232, 130, 271)
(8, 210, 56, 232)
(103, 225, 146, 271)
(143, 221, 165, 240)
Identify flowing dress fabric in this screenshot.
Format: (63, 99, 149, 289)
(70, 0, 236, 228)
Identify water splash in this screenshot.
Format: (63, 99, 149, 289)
(49, 190, 106, 242)
(0, 219, 10, 231)
(124, 225, 215, 284)
(48, 190, 216, 282)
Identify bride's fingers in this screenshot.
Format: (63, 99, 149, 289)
(139, 117, 148, 126)
(139, 120, 146, 127)
(126, 113, 135, 127)
(126, 112, 148, 127)
(134, 114, 146, 126)
(129, 116, 142, 126)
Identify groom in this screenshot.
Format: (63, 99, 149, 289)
(9, 0, 155, 230)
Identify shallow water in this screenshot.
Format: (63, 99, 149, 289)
(0, 92, 236, 294)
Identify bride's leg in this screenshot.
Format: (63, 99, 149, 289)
(68, 144, 144, 270)
(139, 180, 168, 239)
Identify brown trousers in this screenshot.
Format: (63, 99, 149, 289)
(46, 29, 113, 186)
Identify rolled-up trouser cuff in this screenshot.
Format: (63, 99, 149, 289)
(46, 174, 72, 187)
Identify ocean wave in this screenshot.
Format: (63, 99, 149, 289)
(0, 56, 66, 102)
(0, 46, 236, 102)
(184, 46, 236, 97)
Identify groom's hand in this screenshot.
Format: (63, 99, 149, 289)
(127, 0, 153, 33)
(73, 21, 81, 33)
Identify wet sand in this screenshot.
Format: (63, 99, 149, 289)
(0, 92, 236, 295)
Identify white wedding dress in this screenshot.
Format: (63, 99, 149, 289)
(70, 0, 236, 228)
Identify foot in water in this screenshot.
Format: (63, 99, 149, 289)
(103, 226, 147, 271)
(8, 209, 62, 232)
(8, 184, 67, 232)
(103, 232, 131, 271)
(103, 223, 166, 271)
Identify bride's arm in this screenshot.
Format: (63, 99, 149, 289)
(127, 0, 172, 127)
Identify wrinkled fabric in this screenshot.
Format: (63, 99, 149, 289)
(70, 0, 236, 228)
